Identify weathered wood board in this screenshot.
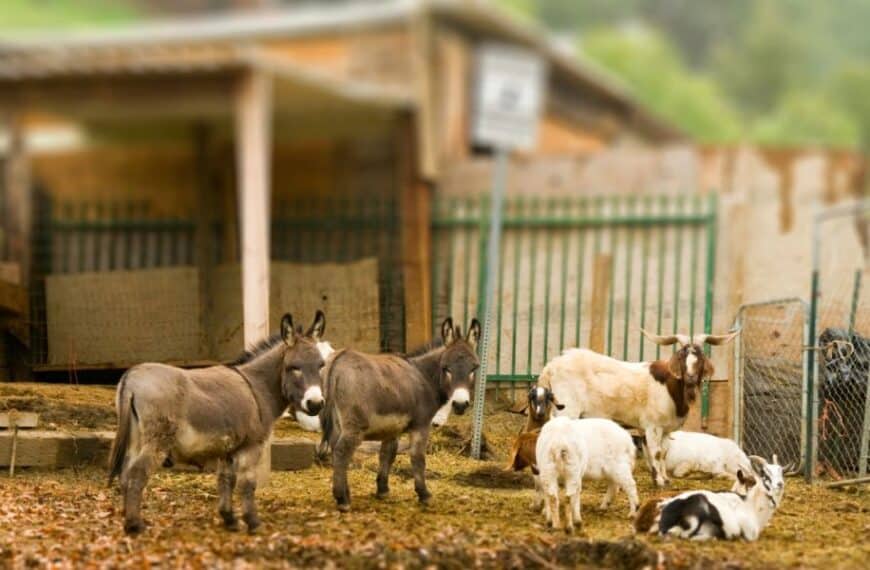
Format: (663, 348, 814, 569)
(0, 431, 315, 471)
(0, 411, 39, 428)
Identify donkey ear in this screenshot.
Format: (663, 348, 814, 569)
(441, 317, 456, 345)
(306, 310, 326, 341)
(281, 313, 297, 347)
(467, 319, 482, 350)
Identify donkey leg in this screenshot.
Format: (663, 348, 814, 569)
(217, 458, 239, 531)
(332, 433, 362, 512)
(235, 446, 264, 533)
(121, 446, 161, 535)
(376, 438, 399, 499)
(408, 429, 431, 505)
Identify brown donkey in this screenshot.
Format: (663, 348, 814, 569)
(320, 317, 480, 512)
(108, 311, 327, 534)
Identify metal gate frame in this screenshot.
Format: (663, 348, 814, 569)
(732, 298, 809, 473)
(431, 192, 719, 409)
(806, 199, 870, 484)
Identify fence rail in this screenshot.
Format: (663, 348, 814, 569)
(431, 193, 718, 392)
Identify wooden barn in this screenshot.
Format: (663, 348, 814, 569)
(0, 0, 681, 378)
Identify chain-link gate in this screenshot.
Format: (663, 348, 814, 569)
(807, 200, 870, 483)
(733, 298, 808, 472)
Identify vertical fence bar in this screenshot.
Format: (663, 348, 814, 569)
(701, 192, 718, 428)
(462, 197, 475, 327)
(806, 269, 819, 482)
(848, 269, 862, 336)
(639, 196, 652, 360)
(655, 196, 667, 360)
(558, 197, 571, 352)
(510, 197, 523, 380)
(688, 195, 701, 338)
(495, 198, 509, 388)
(671, 196, 685, 351)
(623, 196, 635, 361)
(574, 198, 587, 347)
(542, 199, 555, 365)
(526, 197, 539, 378)
(606, 196, 619, 357)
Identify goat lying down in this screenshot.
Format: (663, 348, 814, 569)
(515, 416, 640, 531)
(634, 455, 785, 541)
(647, 430, 752, 486)
(538, 329, 738, 487)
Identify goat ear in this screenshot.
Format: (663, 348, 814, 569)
(748, 455, 767, 476)
(772, 453, 780, 466)
(466, 319, 482, 350)
(281, 314, 297, 347)
(551, 393, 566, 411)
(441, 318, 455, 345)
(668, 353, 682, 378)
(305, 310, 326, 341)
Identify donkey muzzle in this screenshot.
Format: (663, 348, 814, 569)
(301, 386, 324, 416)
(451, 388, 471, 415)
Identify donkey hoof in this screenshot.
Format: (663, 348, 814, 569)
(223, 519, 241, 532)
(375, 490, 390, 500)
(124, 520, 146, 535)
(244, 518, 261, 534)
(336, 503, 351, 513)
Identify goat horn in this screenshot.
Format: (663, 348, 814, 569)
(694, 329, 740, 346)
(640, 329, 687, 346)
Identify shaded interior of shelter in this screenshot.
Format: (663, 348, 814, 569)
(13, 71, 412, 372)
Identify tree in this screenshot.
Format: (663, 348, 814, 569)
(751, 92, 859, 149)
(830, 63, 870, 149)
(580, 28, 741, 142)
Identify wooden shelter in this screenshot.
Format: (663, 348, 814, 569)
(0, 0, 680, 375)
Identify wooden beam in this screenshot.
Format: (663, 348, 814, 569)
(588, 253, 612, 354)
(234, 68, 274, 485)
(411, 7, 438, 180)
(2, 116, 32, 288)
(399, 116, 432, 349)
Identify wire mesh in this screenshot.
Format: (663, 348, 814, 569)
(813, 269, 870, 479)
(734, 299, 807, 471)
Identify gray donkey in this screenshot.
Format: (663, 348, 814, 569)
(320, 317, 480, 512)
(108, 311, 327, 535)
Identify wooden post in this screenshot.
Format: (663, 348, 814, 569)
(589, 254, 613, 354)
(399, 117, 432, 349)
(235, 69, 273, 484)
(2, 116, 32, 287)
(193, 123, 217, 360)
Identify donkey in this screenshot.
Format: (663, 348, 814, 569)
(320, 317, 481, 512)
(107, 311, 327, 535)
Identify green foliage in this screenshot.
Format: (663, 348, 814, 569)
(0, 0, 137, 30)
(580, 29, 741, 142)
(830, 63, 870, 148)
(712, 1, 809, 117)
(751, 93, 859, 149)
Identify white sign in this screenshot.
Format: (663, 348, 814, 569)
(472, 43, 547, 151)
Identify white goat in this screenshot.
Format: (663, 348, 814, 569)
(535, 417, 639, 531)
(635, 455, 786, 541)
(538, 329, 738, 487)
(650, 430, 752, 486)
(536, 417, 588, 532)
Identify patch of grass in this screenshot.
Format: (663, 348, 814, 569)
(0, 0, 139, 31)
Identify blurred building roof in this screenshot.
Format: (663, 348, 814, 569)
(0, 0, 681, 140)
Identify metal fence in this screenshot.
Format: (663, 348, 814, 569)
(807, 200, 870, 482)
(431, 193, 718, 396)
(733, 298, 808, 472)
(29, 193, 405, 367)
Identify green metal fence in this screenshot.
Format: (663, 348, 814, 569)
(431, 193, 718, 392)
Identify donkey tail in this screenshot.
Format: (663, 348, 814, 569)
(317, 349, 347, 459)
(108, 373, 135, 486)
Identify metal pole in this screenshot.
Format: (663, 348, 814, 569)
(471, 149, 508, 459)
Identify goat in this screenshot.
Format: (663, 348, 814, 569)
(513, 418, 639, 521)
(646, 430, 752, 487)
(634, 455, 785, 541)
(536, 417, 588, 532)
(538, 329, 739, 487)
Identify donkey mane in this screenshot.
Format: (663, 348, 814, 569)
(227, 333, 284, 366)
(402, 338, 444, 359)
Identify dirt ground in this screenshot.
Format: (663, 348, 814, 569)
(1, 383, 869, 569)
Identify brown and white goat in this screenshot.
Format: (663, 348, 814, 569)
(537, 329, 739, 487)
